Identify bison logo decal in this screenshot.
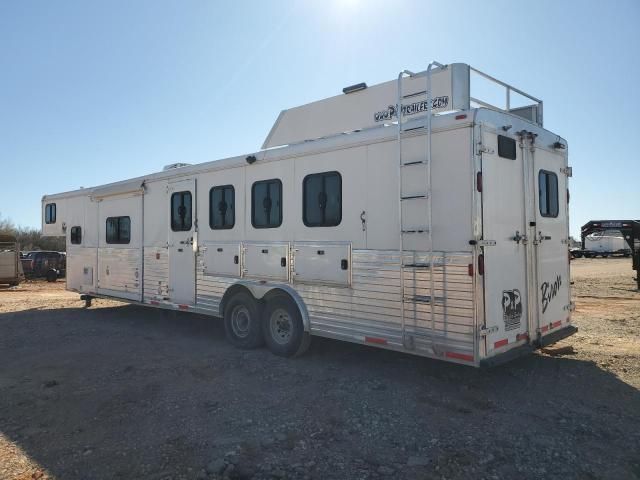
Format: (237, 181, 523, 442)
(502, 289, 522, 331)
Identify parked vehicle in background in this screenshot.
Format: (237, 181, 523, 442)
(571, 230, 633, 258)
(21, 251, 66, 282)
(0, 234, 24, 286)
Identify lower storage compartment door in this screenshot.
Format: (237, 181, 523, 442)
(202, 242, 241, 277)
(293, 242, 351, 286)
(243, 242, 289, 281)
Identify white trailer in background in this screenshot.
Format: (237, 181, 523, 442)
(42, 62, 576, 366)
(577, 231, 631, 258)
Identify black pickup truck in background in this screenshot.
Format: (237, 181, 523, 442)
(20, 251, 66, 282)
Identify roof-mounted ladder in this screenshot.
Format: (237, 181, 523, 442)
(397, 61, 447, 350)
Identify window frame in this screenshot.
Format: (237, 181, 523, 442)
(538, 170, 559, 218)
(251, 178, 283, 229)
(302, 171, 342, 228)
(497, 135, 517, 160)
(209, 185, 235, 230)
(170, 191, 193, 232)
(105, 216, 131, 244)
(45, 203, 56, 224)
(70, 226, 82, 245)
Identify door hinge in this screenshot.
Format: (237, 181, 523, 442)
(470, 239, 496, 247)
(480, 325, 499, 336)
(564, 302, 576, 312)
(478, 144, 495, 155)
(560, 166, 573, 177)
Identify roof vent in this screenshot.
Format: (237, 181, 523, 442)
(163, 163, 191, 171)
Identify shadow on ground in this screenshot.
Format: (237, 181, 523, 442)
(1, 304, 639, 480)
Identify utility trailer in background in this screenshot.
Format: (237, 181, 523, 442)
(580, 220, 640, 290)
(41, 61, 576, 366)
(0, 234, 24, 286)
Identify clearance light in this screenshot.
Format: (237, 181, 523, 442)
(342, 82, 367, 94)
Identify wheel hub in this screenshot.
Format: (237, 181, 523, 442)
(270, 308, 292, 345)
(230, 305, 251, 338)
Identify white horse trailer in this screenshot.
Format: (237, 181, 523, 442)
(42, 62, 576, 366)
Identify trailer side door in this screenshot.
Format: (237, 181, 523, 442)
(168, 178, 197, 306)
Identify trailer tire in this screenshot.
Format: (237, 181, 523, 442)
(46, 270, 57, 282)
(223, 291, 264, 349)
(262, 294, 310, 358)
(572, 252, 582, 258)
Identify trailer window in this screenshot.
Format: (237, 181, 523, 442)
(106, 216, 131, 244)
(498, 135, 517, 160)
(210, 185, 235, 229)
(303, 171, 342, 227)
(171, 191, 192, 232)
(538, 170, 559, 217)
(252, 179, 282, 228)
(70, 226, 82, 245)
(45, 203, 56, 224)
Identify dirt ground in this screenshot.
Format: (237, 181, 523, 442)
(1, 259, 639, 480)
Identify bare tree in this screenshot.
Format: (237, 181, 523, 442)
(0, 212, 65, 252)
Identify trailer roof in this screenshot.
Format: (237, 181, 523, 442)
(42, 106, 565, 203)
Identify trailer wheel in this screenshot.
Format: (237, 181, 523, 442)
(46, 270, 57, 282)
(572, 252, 582, 258)
(223, 291, 264, 349)
(262, 294, 310, 357)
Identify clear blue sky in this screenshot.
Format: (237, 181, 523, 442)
(1, 0, 638, 236)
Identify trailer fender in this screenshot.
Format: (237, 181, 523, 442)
(219, 281, 311, 333)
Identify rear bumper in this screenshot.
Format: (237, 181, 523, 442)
(536, 325, 578, 348)
(480, 325, 578, 368)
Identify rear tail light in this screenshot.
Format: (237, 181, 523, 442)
(478, 254, 484, 276)
(468, 263, 474, 276)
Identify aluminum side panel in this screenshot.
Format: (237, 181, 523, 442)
(196, 249, 476, 362)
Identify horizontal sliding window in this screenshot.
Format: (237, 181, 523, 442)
(106, 216, 131, 244)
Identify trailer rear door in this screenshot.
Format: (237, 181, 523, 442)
(480, 129, 530, 356)
(530, 147, 571, 338)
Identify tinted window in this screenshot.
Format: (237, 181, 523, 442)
(252, 179, 282, 228)
(106, 216, 131, 244)
(498, 135, 517, 160)
(45, 203, 56, 224)
(210, 185, 235, 229)
(70, 226, 82, 245)
(539, 170, 559, 217)
(171, 191, 192, 231)
(303, 171, 342, 227)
